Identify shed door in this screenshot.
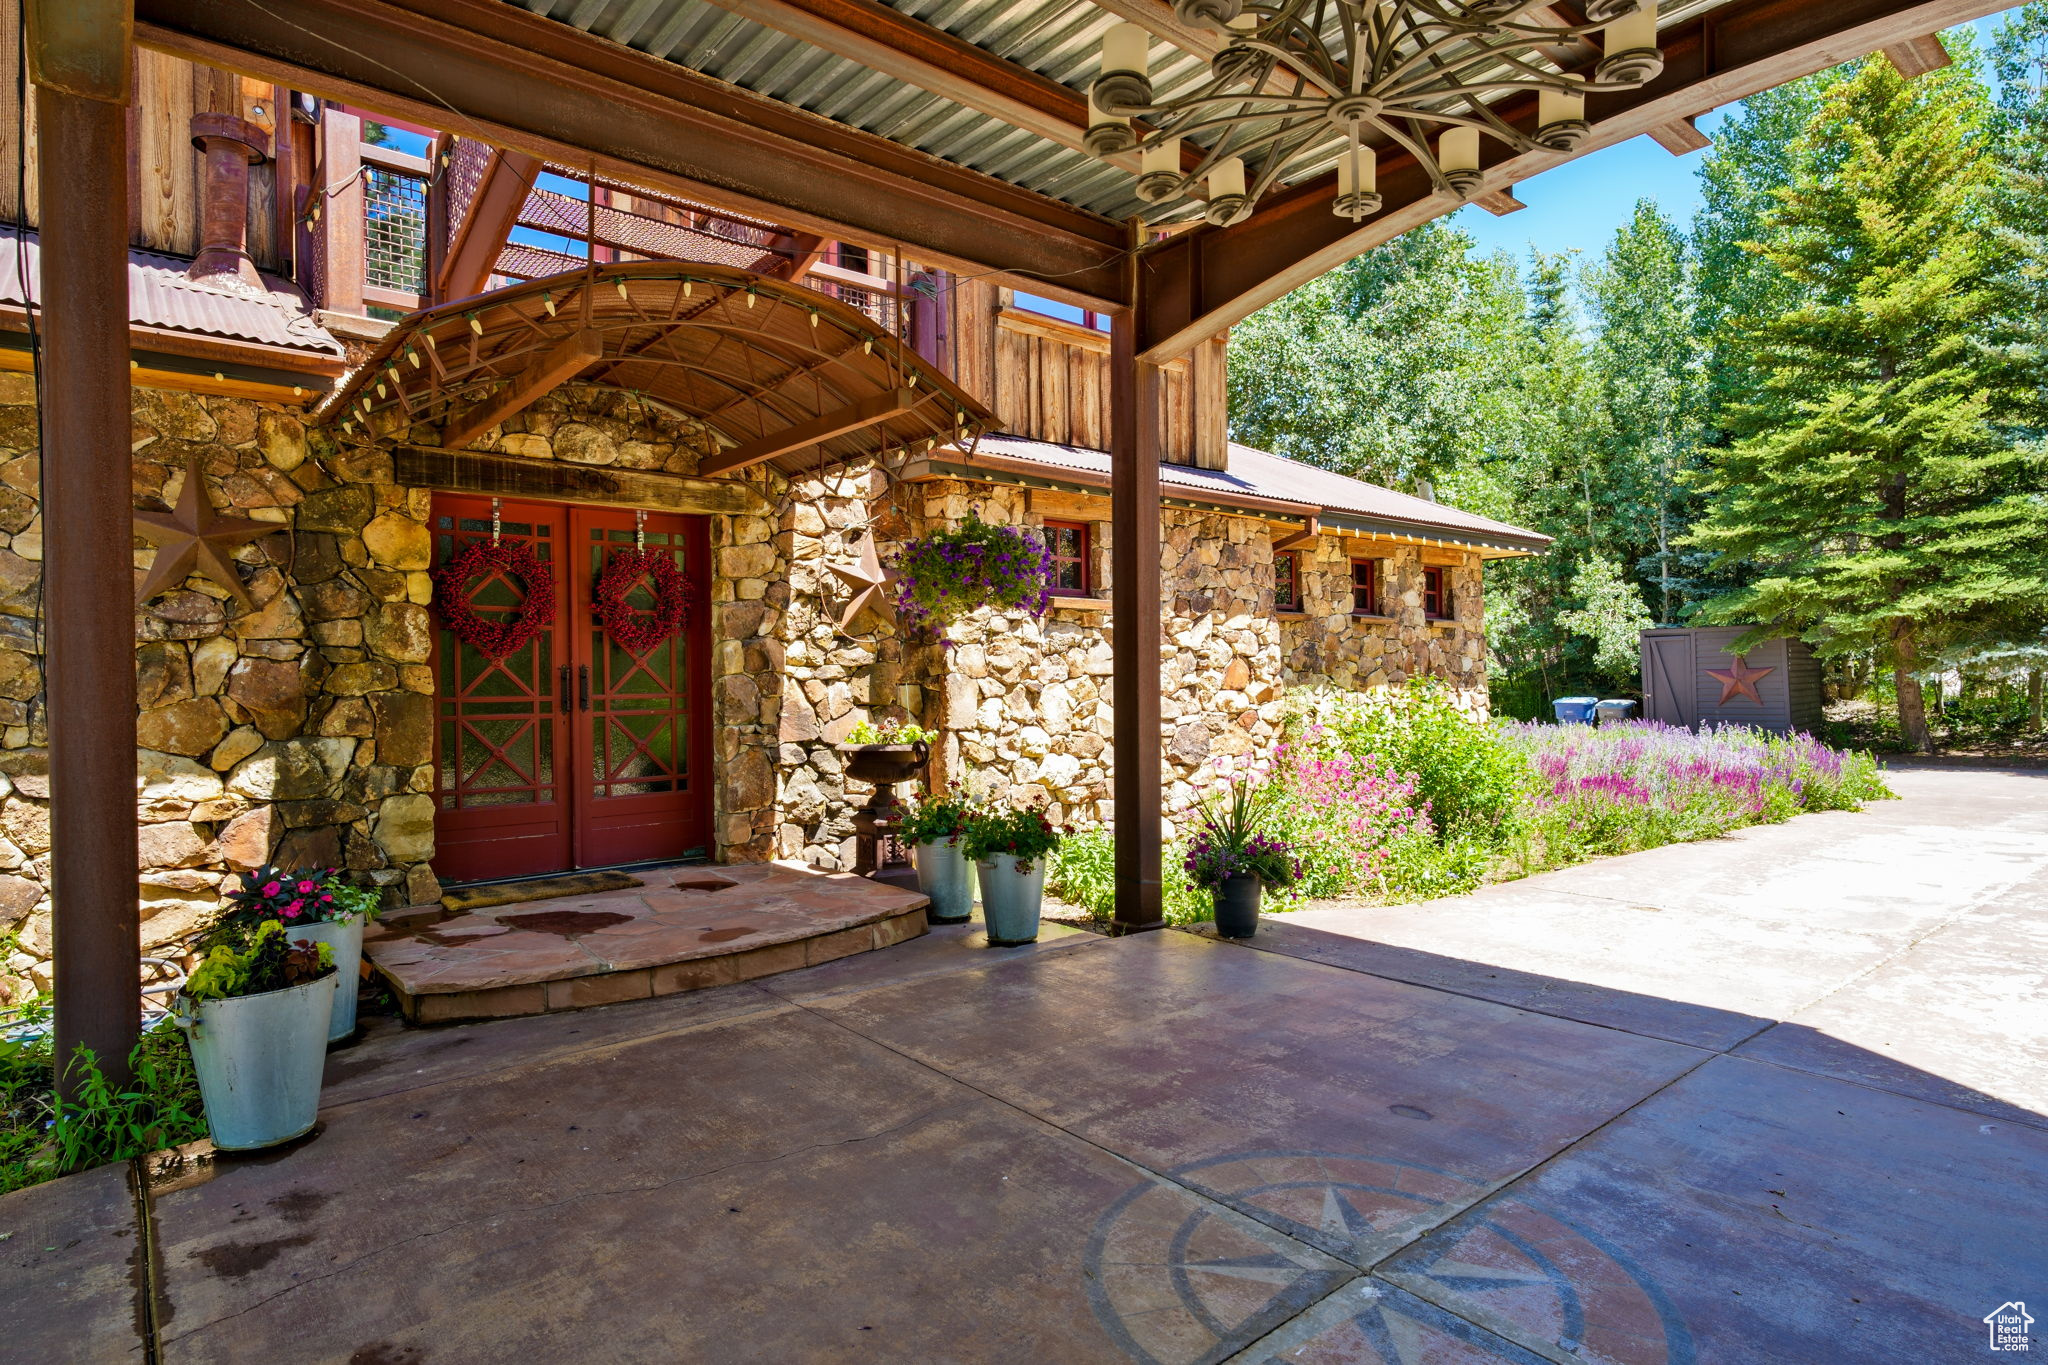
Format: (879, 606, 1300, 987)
(1642, 633, 1698, 730)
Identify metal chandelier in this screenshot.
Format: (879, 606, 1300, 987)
(1088, 0, 1666, 226)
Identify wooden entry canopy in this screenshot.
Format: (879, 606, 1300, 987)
(317, 261, 996, 480)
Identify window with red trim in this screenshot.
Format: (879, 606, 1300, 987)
(1350, 559, 1380, 616)
(1423, 566, 1451, 620)
(1275, 550, 1302, 612)
(1044, 521, 1091, 596)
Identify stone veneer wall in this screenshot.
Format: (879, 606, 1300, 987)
(0, 383, 794, 1003)
(0, 368, 1489, 998)
(767, 470, 1488, 869)
(0, 378, 444, 1002)
(1280, 533, 1488, 711)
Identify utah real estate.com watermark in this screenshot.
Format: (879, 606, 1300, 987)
(1984, 1302, 2034, 1353)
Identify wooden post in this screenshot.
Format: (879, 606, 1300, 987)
(1108, 251, 1165, 934)
(29, 0, 140, 1097)
(318, 105, 363, 313)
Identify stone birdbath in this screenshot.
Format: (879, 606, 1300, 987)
(836, 740, 929, 891)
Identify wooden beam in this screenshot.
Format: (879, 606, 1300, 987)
(1083, 0, 1219, 63)
(1474, 188, 1527, 216)
(1647, 117, 1713, 155)
(132, 0, 1130, 310)
(1884, 33, 1951, 78)
(698, 387, 918, 477)
(1273, 515, 1319, 552)
(1134, 0, 2017, 362)
(437, 145, 541, 302)
(440, 326, 603, 449)
(688, 0, 1099, 158)
(394, 445, 770, 515)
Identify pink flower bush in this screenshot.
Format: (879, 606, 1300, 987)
(1267, 729, 1435, 898)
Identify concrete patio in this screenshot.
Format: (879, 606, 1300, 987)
(5, 764, 2044, 1363)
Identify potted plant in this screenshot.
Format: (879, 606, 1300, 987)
(1181, 758, 1300, 939)
(222, 866, 381, 1044)
(175, 920, 337, 1150)
(1186, 833, 1300, 939)
(899, 785, 983, 924)
(889, 512, 1055, 633)
(964, 801, 1065, 946)
(841, 717, 937, 784)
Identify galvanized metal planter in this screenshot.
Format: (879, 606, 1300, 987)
(295, 918, 364, 1043)
(912, 838, 975, 924)
(977, 855, 1045, 945)
(178, 973, 337, 1151)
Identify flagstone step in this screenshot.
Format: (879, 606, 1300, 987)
(364, 862, 929, 1024)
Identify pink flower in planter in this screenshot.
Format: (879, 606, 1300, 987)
(297, 879, 318, 894)
(283, 899, 304, 919)
(262, 881, 282, 897)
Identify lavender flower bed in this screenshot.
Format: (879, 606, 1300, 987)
(1498, 720, 1893, 861)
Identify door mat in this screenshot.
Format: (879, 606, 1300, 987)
(441, 870, 645, 914)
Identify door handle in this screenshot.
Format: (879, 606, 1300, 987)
(577, 664, 591, 712)
(558, 664, 571, 713)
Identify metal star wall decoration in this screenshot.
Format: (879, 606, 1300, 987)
(133, 455, 276, 612)
(1705, 654, 1773, 706)
(825, 533, 897, 631)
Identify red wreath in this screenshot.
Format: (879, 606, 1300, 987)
(594, 547, 691, 654)
(431, 540, 557, 658)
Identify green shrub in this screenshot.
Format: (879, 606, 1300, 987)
(1379, 830, 1491, 901)
(1288, 681, 1530, 839)
(1, 1004, 207, 1196)
(1045, 828, 1214, 926)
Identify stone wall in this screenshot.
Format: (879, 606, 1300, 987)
(1280, 534, 1488, 715)
(0, 370, 1492, 1000)
(0, 380, 443, 1003)
(767, 471, 1488, 867)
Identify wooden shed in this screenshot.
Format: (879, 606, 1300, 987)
(1640, 628, 1824, 735)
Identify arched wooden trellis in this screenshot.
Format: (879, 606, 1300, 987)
(316, 260, 996, 477)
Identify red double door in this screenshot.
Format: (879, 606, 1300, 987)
(430, 495, 713, 883)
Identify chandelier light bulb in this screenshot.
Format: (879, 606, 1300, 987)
(1438, 127, 1483, 199)
(1536, 78, 1589, 152)
(1598, 1, 1663, 85)
(1094, 23, 1153, 115)
(1204, 156, 1251, 226)
(1085, 92, 1137, 159)
(1333, 141, 1381, 221)
(1136, 137, 1185, 203)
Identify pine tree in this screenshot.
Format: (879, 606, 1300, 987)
(1586, 202, 1702, 624)
(1688, 54, 2048, 752)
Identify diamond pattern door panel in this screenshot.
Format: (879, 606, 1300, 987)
(571, 509, 713, 869)
(430, 496, 572, 882)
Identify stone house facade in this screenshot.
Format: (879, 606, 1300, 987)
(0, 59, 1545, 998)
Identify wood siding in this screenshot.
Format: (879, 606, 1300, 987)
(944, 279, 1225, 468)
(1641, 627, 1824, 735)
(0, 24, 283, 272)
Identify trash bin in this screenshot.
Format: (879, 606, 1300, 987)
(1552, 696, 1600, 725)
(1595, 698, 1639, 726)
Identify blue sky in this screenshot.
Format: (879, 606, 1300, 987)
(1448, 13, 2018, 261)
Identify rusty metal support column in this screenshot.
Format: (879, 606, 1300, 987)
(1108, 254, 1164, 934)
(30, 0, 139, 1096)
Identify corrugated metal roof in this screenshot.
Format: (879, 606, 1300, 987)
(506, 0, 1737, 222)
(0, 231, 342, 357)
(960, 432, 1551, 550)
